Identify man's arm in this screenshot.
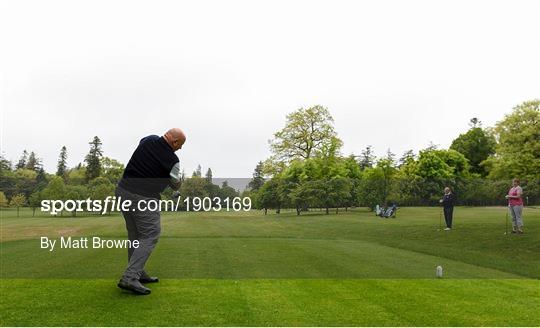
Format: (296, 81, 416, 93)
(506, 187, 523, 199)
(169, 162, 182, 190)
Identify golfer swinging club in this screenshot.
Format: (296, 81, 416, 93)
(115, 128, 186, 294)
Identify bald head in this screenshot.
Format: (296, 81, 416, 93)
(163, 128, 186, 151)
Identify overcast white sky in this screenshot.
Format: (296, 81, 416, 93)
(1, 0, 538, 177)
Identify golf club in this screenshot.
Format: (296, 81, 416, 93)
(438, 208, 442, 231)
(504, 208, 509, 235)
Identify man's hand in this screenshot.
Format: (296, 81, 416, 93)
(169, 179, 181, 191)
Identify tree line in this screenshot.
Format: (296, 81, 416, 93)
(244, 100, 539, 214)
(1, 99, 538, 216)
(0, 137, 239, 216)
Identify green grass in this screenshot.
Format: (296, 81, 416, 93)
(1, 207, 539, 326)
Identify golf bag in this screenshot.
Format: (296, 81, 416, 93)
(375, 204, 397, 218)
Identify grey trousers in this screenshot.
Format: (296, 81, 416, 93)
(509, 205, 524, 228)
(115, 186, 161, 279)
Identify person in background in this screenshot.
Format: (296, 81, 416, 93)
(506, 178, 524, 234)
(439, 187, 455, 231)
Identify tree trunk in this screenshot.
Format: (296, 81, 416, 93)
(264, 208, 267, 215)
(326, 207, 329, 215)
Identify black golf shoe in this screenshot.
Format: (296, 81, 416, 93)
(117, 277, 151, 295)
(140, 271, 159, 283)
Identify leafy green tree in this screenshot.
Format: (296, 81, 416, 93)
(311, 147, 352, 213)
(277, 149, 354, 214)
(87, 177, 114, 214)
(257, 177, 283, 214)
(0, 155, 11, 173)
(358, 158, 397, 210)
(9, 193, 26, 217)
(88, 177, 114, 199)
(101, 157, 124, 184)
(401, 149, 469, 204)
(269, 105, 342, 163)
(40, 176, 67, 216)
(85, 136, 103, 182)
(41, 176, 66, 201)
(204, 180, 221, 199)
(65, 185, 88, 217)
(450, 119, 496, 176)
(248, 161, 265, 191)
(56, 146, 68, 177)
(398, 150, 416, 168)
(289, 180, 319, 215)
(313, 177, 351, 214)
(12, 169, 38, 198)
(278, 160, 308, 214)
(0, 157, 15, 198)
(28, 191, 43, 216)
(66, 167, 87, 185)
(180, 177, 209, 205)
(8, 194, 23, 210)
(342, 156, 362, 209)
(36, 167, 48, 187)
(219, 181, 238, 201)
(0, 191, 8, 208)
(485, 99, 540, 180)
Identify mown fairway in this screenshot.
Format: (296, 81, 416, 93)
(1, 207, 539, 326)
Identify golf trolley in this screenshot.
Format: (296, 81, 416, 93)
(375, 204, 398, 218)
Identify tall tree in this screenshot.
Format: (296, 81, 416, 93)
(358, 146, 375, 170)
(205, 168, 213, 183)
(485, 99, 540, 180)
(192, 164, 202, 178)
(56, 146, 68, 177)
(398, 150, 416, 167)
(358, 159, 396, 209)
(16, 150, 28, 169)
(248, 161, 265, 191)
(385, 149, 396, 164)
(101, 157, 125, 183)
(0, 155, 12, 173)
(269, 105, 342, 163)
(450, 119, 496, 176)
(85, 136, 103, 182)
(257, 178, 282, 214)
(469, 117, 481, 128)
(25, 151, 41, 171)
